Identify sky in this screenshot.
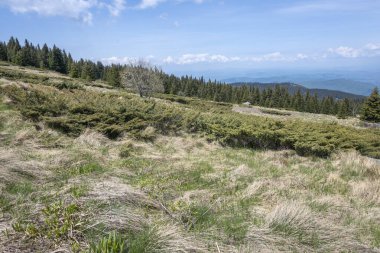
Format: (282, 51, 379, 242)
(0, 0, 380, 79)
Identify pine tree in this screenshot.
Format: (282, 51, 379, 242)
(49, 45, 66, 73)
(15, 39, 33, 66)
(0, 42, 7, 61)
(40, 44, 50, 68)
(337, 98, 350, 119)
(311, 94, 319, 113)
(293, 89, 304, 111)
(272, 85, 282, 108)
(7, 37, 21, 63)
(69, 62, 80, 78)
(304, 91, 312, 112)
(106, 65, 121, 87)
(361, 87, 380, 122)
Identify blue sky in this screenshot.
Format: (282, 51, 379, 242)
(1, 0, 380, 77)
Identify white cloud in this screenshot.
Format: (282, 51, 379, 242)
(162, 52, 306, 65)
(101, 55, 156, 65)
(0, 0, 126, 24)
(174, 53, 238, 64)
(249, 52, 287, 62)
(296, 53, 308, 60)
(0, 0, 205, 22)
(328, 43, 380, 58)
(138, 0, 205, 9)
(328, 46, 360, 58)
(103, 43, 380, 67)
(163, 56, 175, 63)
(138, 0, 166, 9)
(105, 0, 126, 16)
(278, 0, 380, 13)
(365, 43, 380, 51)
(101, 56, 136, 65)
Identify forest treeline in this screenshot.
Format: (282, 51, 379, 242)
(0, 37, 123, 86)
(0, 37, 363, 118)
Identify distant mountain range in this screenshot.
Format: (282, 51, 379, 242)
(230, 82, 366, 100)
(223, 77, 378, 96)
(300, 79, 376, 96)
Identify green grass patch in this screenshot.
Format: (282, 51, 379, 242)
(5, 181, 34, 196)
(121, 157, 155, 171)
(69, 162, 104, 176)
(371, 225, 380, 247)
(119, 143, 136, 158)
(89, 231, 127, 253)
(69, 184, 90, 198)
(12, 200, 86, 246)
(0, 194, 12, 212)
(260, 108, 292, 116)
(308, 201, 331, 213)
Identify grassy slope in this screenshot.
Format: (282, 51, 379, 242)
(0, 63, 380, 252)
(233, 104, 365, 128)
(1, 63, 380, 159)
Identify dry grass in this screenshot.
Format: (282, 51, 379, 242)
(333, 151, 380, 178)
(0, 64, 71, 79)
(73, 129, 109, 149)
(247, 201, 372, 252)
(86, 176, 160, 209)
(233, 104, 365, 128)
(351, 180, 380, 205)
(139, 223, 208, 253)
(1, 70, 380, 252)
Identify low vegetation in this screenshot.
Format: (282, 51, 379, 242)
(259, 108, 292, 116)
(1, 72, 379, 158)
(1, 63, 380, 252)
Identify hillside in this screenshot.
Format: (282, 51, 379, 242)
(303, 78, 377, 96)
(0, 34, 367, 120)
(230, 82, 365, 100)
(223, 75, 378, 96)
(1, 64, 380, 252)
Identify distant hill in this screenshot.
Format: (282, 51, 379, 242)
(231, 82, 366, 100)
(300, 79, 376, 96)
(223, 77, 378, 96)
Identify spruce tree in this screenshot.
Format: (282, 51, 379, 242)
(106, 65, 121, 87)
(7, 37, 21, 63)
(337, 98, 350, 119)
(49, 45, 66, 73)
(361, 87, 380, 122)
(40, 44, 50, 68)
(69, 62, 80, 78)
(293, 89, 304, 111)
(311, 94, 319, 113)
(0, 42, 7, 61)
(15, 40, 33, 66)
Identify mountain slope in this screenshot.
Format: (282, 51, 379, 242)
(231, 82, 365, 100)
(223, 76, 378, 96)
(1, 64, 380, 252)
(302, 78, 377, 96)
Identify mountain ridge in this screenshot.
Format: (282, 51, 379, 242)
(230, 82, 366, 100)
(223, 77, 378, 96)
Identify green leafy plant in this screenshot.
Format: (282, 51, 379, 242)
(11, 200, 85, 244)
(89, 232, 127, 253)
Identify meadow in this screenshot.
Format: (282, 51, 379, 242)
(0, 63, 380, 252)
